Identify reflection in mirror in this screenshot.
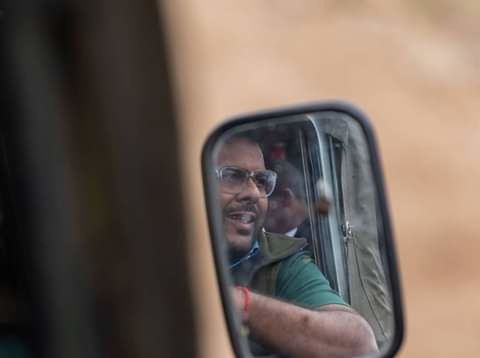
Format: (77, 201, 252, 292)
(208, 110, 395, 357)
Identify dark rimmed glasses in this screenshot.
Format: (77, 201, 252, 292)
(216, 166, 277, 198)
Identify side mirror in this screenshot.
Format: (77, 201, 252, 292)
(202, 101, 403, 357)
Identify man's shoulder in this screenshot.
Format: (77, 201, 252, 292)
(250, 232, 308, 297)
(259, 231, 307, 262)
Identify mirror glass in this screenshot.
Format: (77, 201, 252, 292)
(203, 106, 400, 357)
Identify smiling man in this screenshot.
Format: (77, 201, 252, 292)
(216, 137, 272, 263)
(215, 134, 378, 357)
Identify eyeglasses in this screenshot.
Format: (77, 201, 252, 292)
(216, 166, 277, 198)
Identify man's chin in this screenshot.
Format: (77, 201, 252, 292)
(226, 233, 254, 259)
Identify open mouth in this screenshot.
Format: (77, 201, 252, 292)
(226, 211, 257, 234)
(228, 212, 256, 224)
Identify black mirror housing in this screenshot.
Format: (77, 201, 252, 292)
(202, 101, 404, 357)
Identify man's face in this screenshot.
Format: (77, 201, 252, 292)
(264, 192, 287, 233)
(265, 190, 306, 234)
(216, 138, 268, 258)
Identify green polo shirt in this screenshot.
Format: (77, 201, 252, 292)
(233, 232, 346, 309)
(275, 251, 346, 308)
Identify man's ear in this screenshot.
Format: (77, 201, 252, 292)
(279, 188, 296, 205)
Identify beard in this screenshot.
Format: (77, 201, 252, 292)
(224, 202, 263, 261)
(227, 226, 262, 262)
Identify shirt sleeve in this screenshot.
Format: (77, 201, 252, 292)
(275, 251, 347, 308)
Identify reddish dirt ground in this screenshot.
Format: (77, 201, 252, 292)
(165, 1, 480, 356)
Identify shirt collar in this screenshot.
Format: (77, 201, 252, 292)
(284, 227, 298, 237)
(229, 240, 260, 269)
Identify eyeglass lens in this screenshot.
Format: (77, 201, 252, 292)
(219, 167, 276, 197)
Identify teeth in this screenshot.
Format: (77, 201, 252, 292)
(230, 214, 254, 224)
(240, 215, 251, 224)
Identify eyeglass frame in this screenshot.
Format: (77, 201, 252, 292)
(215, 166, 278, 198)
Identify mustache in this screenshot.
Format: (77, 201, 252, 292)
(224, 203, 258, 215)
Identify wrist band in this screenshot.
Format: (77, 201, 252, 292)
(237, 286, 250, 314)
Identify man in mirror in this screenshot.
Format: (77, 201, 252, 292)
(264, 160, 311, 240)
(215, 134, 378, 357)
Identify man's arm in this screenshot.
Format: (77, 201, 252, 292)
(235, 289, 378, 357)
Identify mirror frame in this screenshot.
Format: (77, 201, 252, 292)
(201, 100, 404, 357)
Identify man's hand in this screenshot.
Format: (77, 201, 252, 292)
(236, 289, 378, 357)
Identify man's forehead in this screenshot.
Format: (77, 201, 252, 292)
(216, 137, 265, 169)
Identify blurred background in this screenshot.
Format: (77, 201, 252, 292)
(163, 1, 480, 357)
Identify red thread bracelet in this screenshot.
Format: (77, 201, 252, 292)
(237, 286, 250, 314)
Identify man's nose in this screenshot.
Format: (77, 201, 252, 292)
(237, 177, 261, 201)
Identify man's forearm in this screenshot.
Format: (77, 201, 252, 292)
(245, 291, 378, 357)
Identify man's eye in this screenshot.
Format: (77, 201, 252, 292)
(254, 174, 268, 187)
(223, 169, 245, 182)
